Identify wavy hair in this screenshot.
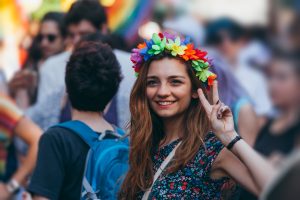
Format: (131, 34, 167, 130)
(119, 54, 211, 199)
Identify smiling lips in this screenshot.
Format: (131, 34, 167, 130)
(156, 101, 176, 107)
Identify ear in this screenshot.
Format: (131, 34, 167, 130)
(192, 90, 198, 99)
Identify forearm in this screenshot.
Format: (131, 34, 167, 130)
(11, 142, 39, 185)
(221, 131, 276, 191)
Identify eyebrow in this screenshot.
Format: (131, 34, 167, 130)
(147, 75, 186, 79)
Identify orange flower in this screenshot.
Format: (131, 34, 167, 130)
(208, 74, 217, 86)
(138, 42, 146, 49)
(181, 44, 198, 61)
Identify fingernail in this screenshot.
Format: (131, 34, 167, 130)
(216, 100, 220, 104)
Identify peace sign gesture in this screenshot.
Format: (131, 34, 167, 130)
(198, 81, 235, 142)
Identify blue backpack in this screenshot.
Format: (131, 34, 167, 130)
(56, 120, 129, 200)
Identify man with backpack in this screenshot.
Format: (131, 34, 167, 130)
(27, 41, 129, 199)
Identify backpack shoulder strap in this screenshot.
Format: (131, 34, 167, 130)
(55, 120, 99, 148)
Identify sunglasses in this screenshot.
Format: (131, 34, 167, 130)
(37, 34, 58, 43)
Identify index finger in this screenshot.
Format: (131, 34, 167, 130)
(212, 81, 220, 104)
(197, 88, 212, 115)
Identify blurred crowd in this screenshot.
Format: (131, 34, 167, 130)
(0, 0, 299, 199)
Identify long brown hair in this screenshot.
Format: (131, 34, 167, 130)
(119, 54, 211, 199)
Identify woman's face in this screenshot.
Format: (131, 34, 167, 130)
(268, 60, 300, 108)
(39, 20, 64, 58)
(146, 58, 196, 121)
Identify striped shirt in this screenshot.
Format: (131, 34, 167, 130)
(0, 93, 23, 175)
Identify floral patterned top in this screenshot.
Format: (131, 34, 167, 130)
(139, 132, 232, 200)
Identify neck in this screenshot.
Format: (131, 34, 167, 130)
(161, 115, 184, 145)
(72, 109, 113, 133)
(279, 104, 300, 123)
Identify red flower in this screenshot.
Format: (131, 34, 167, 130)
(199, 160, 205, 165)
(181, 185, 187, 190)
(158, 32, 164, 39)
(193, 187, 201, 193)
(170, 182, 174, 189)
(194, 49, 208, 62)
(208, 74, 217, 86)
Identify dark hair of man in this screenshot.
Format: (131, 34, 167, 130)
(206, 18, 246, 45)
(42, 11, 66, 37)
(65, 41, 122, 112)
(64, 0, 107, 30)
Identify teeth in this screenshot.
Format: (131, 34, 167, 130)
(157, 101, 174, 105)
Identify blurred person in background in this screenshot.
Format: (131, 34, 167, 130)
(162, 14, 206, 48)
(24, 0, 108, 131)
(209, 54, 259, 146)
(8, 12, 66, 110)
(287, 14, 300, 53)
(240, 49, 300, 200)
(0, 93, 41, 200)
(27, 0, 134, 131)
(206, 18, 272, 128)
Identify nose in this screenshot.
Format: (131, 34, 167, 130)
(73, 34, 81, 46)
(157, 83, 171, 98)
(41, 38, 49, 47)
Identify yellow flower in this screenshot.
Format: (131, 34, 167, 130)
(166, 37, 187, 56)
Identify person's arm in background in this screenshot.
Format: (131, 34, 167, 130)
(238, 104, 259, 146)
(0, 96, 42, 199)
(11, 117, 42, 185)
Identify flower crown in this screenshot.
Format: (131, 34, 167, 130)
(130, 32, 217, 86)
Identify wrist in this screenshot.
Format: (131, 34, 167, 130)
(218, 131, 238, 146)
(6, 178, 20, 194)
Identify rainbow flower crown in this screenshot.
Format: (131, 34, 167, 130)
(130, 32, 217, 86)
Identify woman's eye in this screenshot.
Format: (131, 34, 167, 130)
(147, 80, 158, 87)
(171, 80, 182, 85)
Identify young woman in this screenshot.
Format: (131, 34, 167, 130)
(240, 50, 300, 200)
(120, 32, 275, 199)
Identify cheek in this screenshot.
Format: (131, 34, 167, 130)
(174, 87, 193, 104)
(270, 79, 298, 101)
(146, 87, 156, 100)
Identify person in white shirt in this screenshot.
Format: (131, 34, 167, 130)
(206, 18, 272, 127)
(26, 0, 135, 130)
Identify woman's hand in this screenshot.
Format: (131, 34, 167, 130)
(198, 81, 237, 145)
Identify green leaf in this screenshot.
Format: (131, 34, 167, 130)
(154, 50, 161, 55)
(160, 38, 166, 49)
(152, 45, 160, 50)
(199, 69, 209, 82)
(152, 33, 161, 44)
(192, 60, 198, 66)
(148, 49, 156, 55)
